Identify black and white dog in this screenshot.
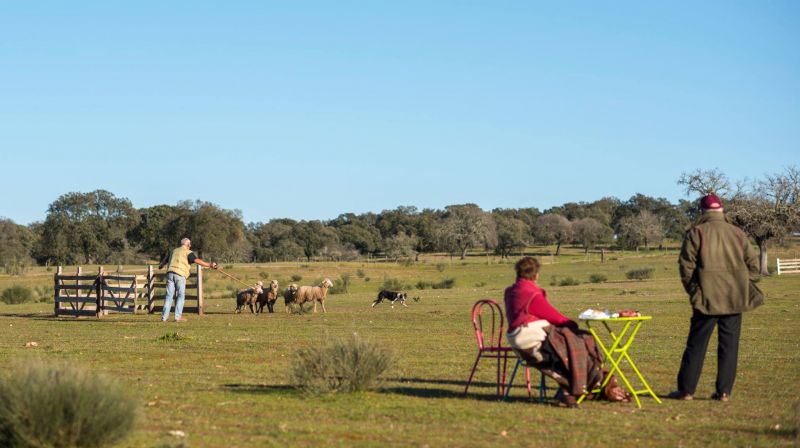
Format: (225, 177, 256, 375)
(372, 290, 408, 308)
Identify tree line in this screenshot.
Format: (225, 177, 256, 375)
(1, 167, 797, 276)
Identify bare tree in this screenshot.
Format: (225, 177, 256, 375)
(678, 166, 800, 275)
(533, 214, 573, 255)
(727, 166, 800, 274)
(435, 204, 497, 259)
(572, 217, 611, 254)
(678, 168, 732, 197)
(617, 210, 663, 251)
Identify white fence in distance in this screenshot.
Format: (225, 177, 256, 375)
(776, 258, 800, 275)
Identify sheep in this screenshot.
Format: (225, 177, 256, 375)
(294, 278, 334, 313)
(256, 280, 279, 314)
(235, 281, 263, 314)
(283, 284, 298, 313)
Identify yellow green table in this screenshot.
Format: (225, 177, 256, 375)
(577, 316, 662, 408)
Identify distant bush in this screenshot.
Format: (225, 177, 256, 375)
(259, 271, 269, 279)
(474, 281, 487, 287)
(415, 278, 456, 290)
(34, 285, 51, 302)
(291, 274, 303, 282)
(1, 285, 33, 305)
(625, 268, 655, 281)
(432, 277, 456, 289)
(356, 269, 366, 278)
(364, 277, 370, 282)
(589, 274, 608, 284)
(381, 278, 408, 291)
(558, 277, 581, 287)
(292, 334, 392, 395)
(0, 361, 137, 448)
(330, 273, 351, 295)
(400, 259, 414, 267)
(435, 263, 446, 272)
(549, 276, 558, 287)
(223, 264, 234, 270)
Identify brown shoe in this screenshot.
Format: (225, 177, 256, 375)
(711, 392, 729, 402)
(175, 317, 188, 323)
(666, 390, 693, 400)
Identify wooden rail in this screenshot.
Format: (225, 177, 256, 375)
(54, 265, 203, 317)
(777, 258, 800, 275)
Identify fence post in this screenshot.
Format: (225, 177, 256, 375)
(96, 266, 104, 318)
(777, 258, 782, 276)
(54, 266, 62, 316)
(147, 265, 154, 313)
(197, 265, 204, 316)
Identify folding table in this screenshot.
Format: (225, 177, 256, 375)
(577, 316, 662, 408)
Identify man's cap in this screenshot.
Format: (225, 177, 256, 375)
(700, 194, 723, 210)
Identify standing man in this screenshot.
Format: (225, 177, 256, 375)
(158, 238, 218, 322)
(668, 194, 763, 401)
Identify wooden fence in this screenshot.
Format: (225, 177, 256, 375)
(777, 258, 800, 275)
(54, 265, 203, 317)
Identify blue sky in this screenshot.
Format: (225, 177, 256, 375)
(1, 1, 797, 225)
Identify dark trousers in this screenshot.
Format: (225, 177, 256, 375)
(677, 310, 742, 395)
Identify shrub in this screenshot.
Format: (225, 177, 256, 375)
(400, 258, 414, 267)
(291, 334, 392, 395)
(381, 278, 408, 291)
(558, 277, 581, 287)
(223, 264, 234, 270)
(158, 332, 187, 342)
(356, 269, 366, 278)
(548, 276, 558, 287)
(1, 285, 33, 305)
(330, 273, 351, 295)
(432, 277, 456, 289)
(435, 263, 446, 272)
(415, 280, 432, 290)
(364, 277, 370, 282)
(589, 274, 608, 284)
(291, 274, 303, 282)
(474, 281, 487, 287)
(259, 271, 269, 279)
(0, 361, 137, 448)
(625, 268, 655, 281)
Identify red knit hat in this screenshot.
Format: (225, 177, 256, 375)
(700, 194, 723, 210)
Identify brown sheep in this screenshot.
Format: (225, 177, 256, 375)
(295, 278, 334, 313)
(256, 280, 279, 314)
(236, 282, 263, 314)
(283, 284, 298, 313)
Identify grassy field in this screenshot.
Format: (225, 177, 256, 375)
(1, 247, 799, 447)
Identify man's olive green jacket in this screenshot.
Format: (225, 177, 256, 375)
(678, 212, 763, 315)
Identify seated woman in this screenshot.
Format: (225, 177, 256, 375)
(504, 257, 604, 407)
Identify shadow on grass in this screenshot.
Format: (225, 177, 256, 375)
(222, 383, 300, 396)
(380, 385, 550, 404)
(386, 376, 497, 388)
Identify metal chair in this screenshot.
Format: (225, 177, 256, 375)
(464, 299, 514, 397)
(504, 353, 549, 402)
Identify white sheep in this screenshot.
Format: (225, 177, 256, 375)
(294, 278, 334, 313)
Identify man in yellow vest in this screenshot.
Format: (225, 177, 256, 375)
(158, 238, 218, 322)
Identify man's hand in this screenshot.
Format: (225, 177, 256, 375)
(211, 262, 219, 269)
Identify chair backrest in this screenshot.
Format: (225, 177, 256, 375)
(471, 299, 506, 351)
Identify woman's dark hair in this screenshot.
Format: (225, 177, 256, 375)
(515, 257, 540, 280)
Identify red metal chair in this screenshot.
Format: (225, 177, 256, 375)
(464, 299, 523, 397)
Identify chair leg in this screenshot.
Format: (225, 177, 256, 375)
(525, 367, 532, 399)
(504, 359, 521, 400)
(538, 372, 547, 403)
(501, 352, 510, 397)
(495, 352, 502, 397)
(464, 353, 481, 395)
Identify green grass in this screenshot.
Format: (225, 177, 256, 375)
(0, 247, 798, 446)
